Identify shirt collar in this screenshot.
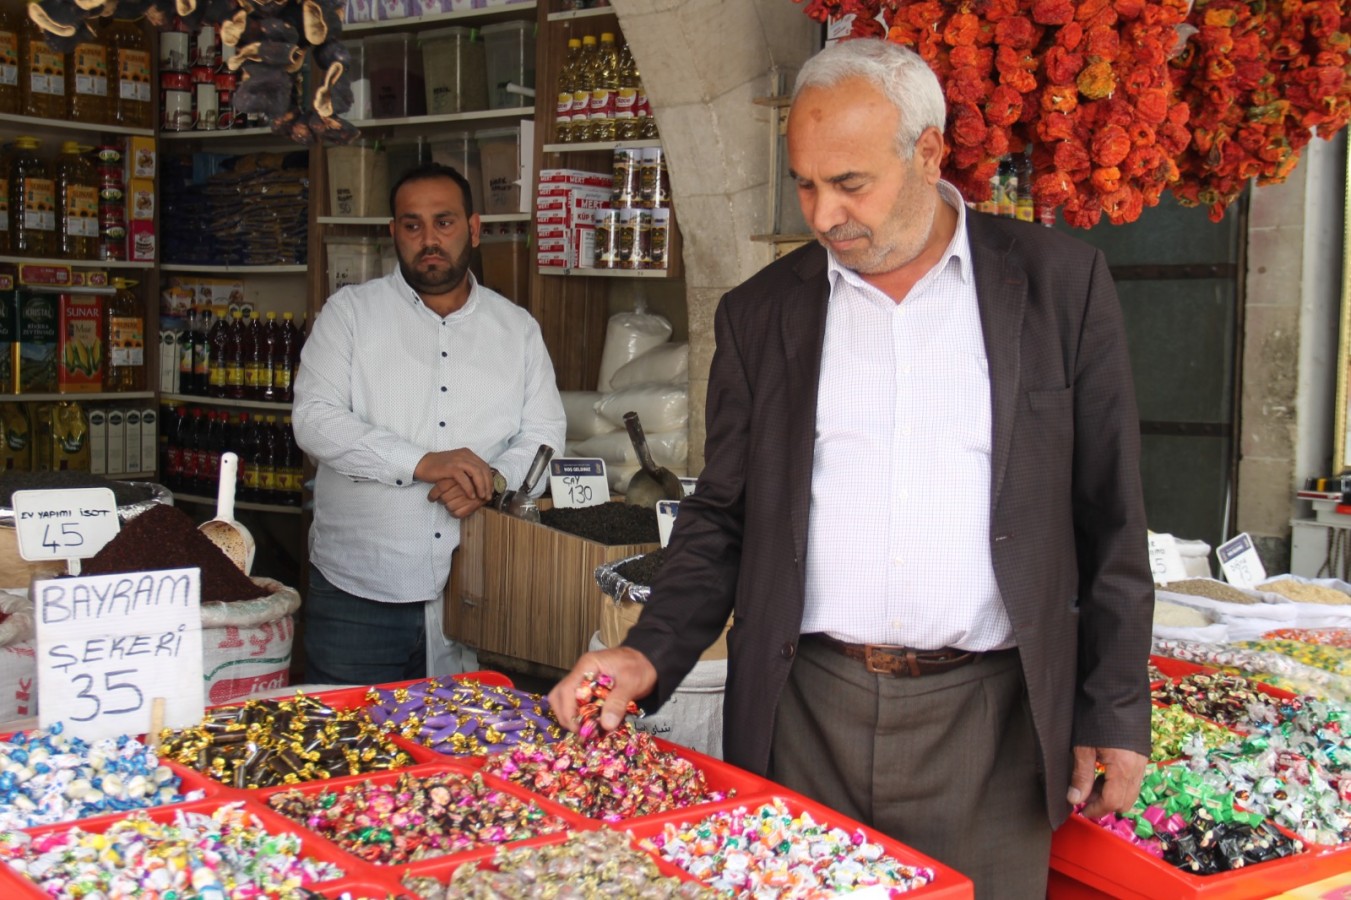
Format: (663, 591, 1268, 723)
(825, 179, 973, 292)
(391, 265, 480, 318)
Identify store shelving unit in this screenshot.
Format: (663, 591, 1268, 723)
(345, 0, 537, 34)
(172, 491, 302, 515)
(159, 264, 308, 274)
(160, 393, 292, 412)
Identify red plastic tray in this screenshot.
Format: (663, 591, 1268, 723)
(1049, 809, 1342, 899)
(1150, 656, 1298, 702)
(305, 877, 422, 898)
(623, 792, 974, 899)
(255, 760, 592, 877)
(0, 798, 367, 898)
(375, 670, 516, 693)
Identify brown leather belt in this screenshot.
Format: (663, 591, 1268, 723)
(806, 633, 985, 677)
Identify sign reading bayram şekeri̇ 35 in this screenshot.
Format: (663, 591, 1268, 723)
(34, 567, 205, 742)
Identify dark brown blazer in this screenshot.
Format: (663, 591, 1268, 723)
(622, 212, 1155, 826)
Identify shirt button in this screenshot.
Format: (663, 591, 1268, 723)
(396, 479, 403, 485)
(441, 386, 447, 392)
(898, 490, 908, 501)
(434, 532, 442, 539)
(780, 642, 795, 660)
(439, 421, 446, 427)
(441, 351, 447, 357)
(902, 427, 912, 437)
(902, 365, 912, 374)
(892, 557, 903, 567)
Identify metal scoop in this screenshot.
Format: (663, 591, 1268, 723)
(624, 411, 684, 509)
(198, 451, 255, 575)
(499, 444, 555, 521)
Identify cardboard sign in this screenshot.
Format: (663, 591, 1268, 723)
(548, 458, 609, 509)
(657, 499, 679, 547)
(1217, 532, 1266, 589)
(13, 488, 120, 563)
(35, 567, 205, 742)
(1147, 532, 1189, 585)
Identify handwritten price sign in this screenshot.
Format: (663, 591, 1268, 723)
(548, 458, 609, 509)
(1217, 533, 1266, 589)
(35, 567, 205, 742)
(13, 488, 120, 563)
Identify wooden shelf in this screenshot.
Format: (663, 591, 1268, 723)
(542, 139, 661, 153)
(105, 471, 156, 481)
(350, 109, 532, 131)
(10, 391, 156, 402)
(345, 1, 537, 34)
(539, 267, 674, 278)
(174, 492, 302, 515)
(317, 213, 529, 225)
(545, 6, 617, 21)
(161, 393, 293, 412)
(0, 112, 153, 138)
(159, 264, 308, 274)
(0, 255, 153, 269)
(159, 125, 275, 141)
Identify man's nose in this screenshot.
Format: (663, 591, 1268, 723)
(805, 191, 845, 236)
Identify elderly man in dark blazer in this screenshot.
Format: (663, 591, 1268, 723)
(551, 37, 1154, 900)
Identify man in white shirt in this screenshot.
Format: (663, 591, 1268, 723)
(294, 163, 566, 685)
(549, 40, 1152, 899)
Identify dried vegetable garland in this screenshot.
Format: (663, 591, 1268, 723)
(797, 0, 1351, 225)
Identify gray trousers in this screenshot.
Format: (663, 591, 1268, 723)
(769, 637, 1052, 900)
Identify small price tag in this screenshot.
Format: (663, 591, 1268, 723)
(13, 488, 120, 563)
(1217, 532, 1266, 589)
(34, 567, 205, 742)
(679, 477, 698, 497)
(548, 458, 609, 509)
(1147, 532, 1189, 585)
(656, 499, 679, 547)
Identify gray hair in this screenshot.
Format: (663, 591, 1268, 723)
(793, 39, 947, 159)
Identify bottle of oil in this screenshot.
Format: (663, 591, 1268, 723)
(105, 277, 145, 390)
(0, 5, 20, 115)
(66, 18, 109, 124)
(225, 309, 246, 399)
(20, 12, 64, 118)
(10, 136, 55, 257)
(56, 142, 97, 260)
(589, 32, 620, 142)
(107, 16, 152, 128)
(555, 38, 581, 144)
(615, 42, 640, 142)
(570, 35, 597, 143)
(636, 55, 657, 140)
(207, 304, 230, 398)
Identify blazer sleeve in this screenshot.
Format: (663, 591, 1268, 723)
(1070, 248, 1155, 754)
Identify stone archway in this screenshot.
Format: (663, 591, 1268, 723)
(608, 0, 819, 471)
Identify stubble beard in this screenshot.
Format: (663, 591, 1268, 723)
(399, 241, 473, 296)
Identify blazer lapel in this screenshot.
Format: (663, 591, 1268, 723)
(968, 217, 1026, 507)
(783, 246, 830, 566)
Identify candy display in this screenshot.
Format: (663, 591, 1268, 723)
(482, 726, 724, 822)
(643, 797, 936, 897)
(1153, 639, 1351, 703)
(1264, 628, 1351, 649)
(0, 802, 345, 896)
(365, 678, 562, 757)
(1235, 639, 1351, 676)
(435, 829, 717, 899)
(157, 693, 413, 789)
(1153, 672, 1267, 726)
(574, 671, 640, 741)
(1150, 704, 1235, 762)
(266, 770, 571, 865)
(0, 724, 204, 830)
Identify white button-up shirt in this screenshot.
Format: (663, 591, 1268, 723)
(293, 268, 566, 603)
(800, 182, 1013, 651)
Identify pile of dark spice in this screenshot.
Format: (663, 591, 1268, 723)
(539, 502, 659, 546)
(0, 472, 154, 508)
(615, 548, 667, 586)
(80, 504, 270, 603)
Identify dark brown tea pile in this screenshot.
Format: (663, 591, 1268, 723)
(615, 548, 666, 586)
(539, 502, 659, 545)
(81, 504, 269, 603)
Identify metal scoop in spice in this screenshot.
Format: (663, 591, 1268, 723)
(198, 452, 256, 575)
(498, 444, 555, 522)
(623, 411, 684, 509)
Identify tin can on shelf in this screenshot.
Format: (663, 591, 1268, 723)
(160, 70, 192, 131)
(195, 80, 218, 130)
(593, 208, 621, 269)
(617, 208, 651, 269)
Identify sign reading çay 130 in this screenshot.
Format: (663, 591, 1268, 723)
(35, 567, 205, 742)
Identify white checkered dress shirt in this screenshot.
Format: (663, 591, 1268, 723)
(801, 182, 1015, 652)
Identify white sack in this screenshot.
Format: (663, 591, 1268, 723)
(595, 384, 688, 433)
(560, 391, 620, 442)
(610, 343, 689, 389)
(573, 429, 688, 470)
(597, 312, 672, 392)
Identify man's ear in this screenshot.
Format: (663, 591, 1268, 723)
(914, 126, 947, 180)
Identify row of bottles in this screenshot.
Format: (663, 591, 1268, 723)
(555, 32, 657, 144)
(173, 307, 304, 401)
(0, 7, 153, 128)
(974, 153, 1037, 223)
(3, 137, 127, 260)
(162, 407, 303, 506)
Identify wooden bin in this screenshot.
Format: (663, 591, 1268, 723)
(446, 500, 658, 671)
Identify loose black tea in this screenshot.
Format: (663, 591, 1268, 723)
(539, 502, 659, 546)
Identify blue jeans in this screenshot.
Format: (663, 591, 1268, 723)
(303, 564, 427, 685)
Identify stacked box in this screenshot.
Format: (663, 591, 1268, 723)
(536, 169, 610, 270)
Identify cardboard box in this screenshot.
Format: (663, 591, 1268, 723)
(129, 136, 156, 179)
(159, 330, 179, 392)
(445, 501, 659, 670)
(123, 409, 141, 475)
(57, 293, 103, 393)
(139, 407, 157, 474)
(0, 291, 15, 394)
(105, 409, 125, 475)
(15, 291, 59, 394)
(129, 220, 155, 262)
(87, 407, 107, 475)
(17, 264, 72, 287)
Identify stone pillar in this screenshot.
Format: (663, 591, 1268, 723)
(610, 0, 819, 471)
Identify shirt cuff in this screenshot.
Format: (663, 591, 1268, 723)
(389, 445, 428, 487)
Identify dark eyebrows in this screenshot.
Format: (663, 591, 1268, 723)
(787, 169, 864, 185)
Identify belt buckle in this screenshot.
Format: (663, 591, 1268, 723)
(862, 644, 907, 676)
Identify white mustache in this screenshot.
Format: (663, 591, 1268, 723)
(823, 224, 870, 241)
